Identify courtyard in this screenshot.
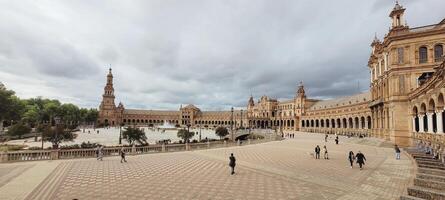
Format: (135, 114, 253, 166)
(0, 133, 414, 200)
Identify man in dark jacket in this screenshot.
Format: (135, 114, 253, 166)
(355, 151, 366, 170)
(394, 145, 401, 160)
(229, 153, 236, 175)
(315, 145, 321, 159)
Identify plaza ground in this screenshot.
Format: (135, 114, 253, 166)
(0, 133, 414, 200)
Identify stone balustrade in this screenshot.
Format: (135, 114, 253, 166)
(0, 137, 276, 163)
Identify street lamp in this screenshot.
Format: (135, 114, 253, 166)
(231, 107, 234, 141)
(240, 109, 243, 129)
(199, 125, 202, 142)
(119, 123, 124, 145)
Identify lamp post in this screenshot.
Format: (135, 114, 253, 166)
(54, 116, 61, 149)
(119, 123, 123, 145)
(240, 109, 243, 129)
(231, 107, 234, 141)
(199, 125, 202, 142)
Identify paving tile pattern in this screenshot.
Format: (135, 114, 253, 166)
(17, 133, 415, 200)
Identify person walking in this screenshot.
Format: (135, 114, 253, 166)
(229, 153, 236, 175)
(335, 136, 339, 145)
(323, 145, 329, 160)
(315, 145, 321, 159)
(120, 147, 127, 163)
(325, 134, 328, 142)
(348, 151, 355, 168)
(95, 146, 99, 160)
(394, 145, 401, 160)
(355, 151, 366, 170)
(98, 146, 104, 161)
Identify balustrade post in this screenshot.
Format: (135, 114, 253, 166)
(186, 143, 190, 151)
(0, 151, 8, 163)
(51, 149, 59, 160)
(131, 144, 136, 155)
(207, 141, 210, 148)
(248, 139, 251, 145)
(237, 139, 240, 146)
(224, 140, 227, 147)
(162, 143, 166, 152)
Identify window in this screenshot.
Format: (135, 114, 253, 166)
(435, 44, 443, 62)
(397, 47, 404, 64)
(419, 46, 428, 64)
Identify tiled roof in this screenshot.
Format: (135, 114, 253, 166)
(124, 109, 180, 115)
(308, 92, 371, 111)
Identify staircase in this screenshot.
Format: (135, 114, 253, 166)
(400, 148, 445, 200)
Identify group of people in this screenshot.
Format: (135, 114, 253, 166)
(95, 145, 127, 163)
(281, 133, 295, 138)
(348, 151, 366, 170)
(316, 134, 367, 170)
(314, 145, 329, 159)
(325, 133, 340, 145)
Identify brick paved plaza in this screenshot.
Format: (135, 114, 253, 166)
(0, 133, 414, 200)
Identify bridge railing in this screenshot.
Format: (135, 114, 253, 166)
(0, 137, 277, 163)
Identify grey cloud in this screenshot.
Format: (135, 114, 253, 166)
(0, 0, 444, 110)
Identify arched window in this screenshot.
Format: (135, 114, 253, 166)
(419, 46, 428, 64)
(435, 44, 443, 62)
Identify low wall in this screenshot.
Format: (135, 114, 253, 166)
(0, 136, 278, 163)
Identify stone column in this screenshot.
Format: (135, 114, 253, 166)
(436, 110, 443, 134)
(427, 113, 434, 133)
(412, 116, 417, 132)
(419, 114, 425, 133)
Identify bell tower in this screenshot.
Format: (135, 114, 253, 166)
(295, 81, 306, 117)
(389, 1, 407, 29)
(98, 68, 117, 126)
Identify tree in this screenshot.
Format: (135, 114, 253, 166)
(22, 105, 40, 127)
(43, 101, 61, 125)
(85, 109, 99, 125)
(122, 127, 147, 145)
(177, 129, 194, 143)
(215, 127, 229, 139)
(42, 124, 77, 149)
(7, 122, 31, 139)
(0, 88, 26, 130)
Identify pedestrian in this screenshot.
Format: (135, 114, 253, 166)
(323, 145, 329, 159)
(98, 146, 104, 161)
(120, 147, 127, 163)
(394, 145, 401, 160)
(95, 146, 99, 159)
(355, 151, 366, 170)
(348, 151, 355, 168)
(315, 145, 321, 159)
(229, 153, 236, 175)
(325, 134, 328, 142)
(335, 136, 339, 145)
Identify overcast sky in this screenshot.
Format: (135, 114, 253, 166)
(1, 0, 444, 111)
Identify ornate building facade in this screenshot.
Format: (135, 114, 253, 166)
(246, 2, 445, 146)
(97, 69, 247, 129)
(98, 2, 444, 146)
